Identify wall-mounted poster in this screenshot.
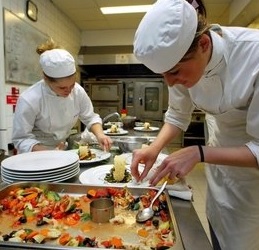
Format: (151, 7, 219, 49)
(4, 9, 49, 85)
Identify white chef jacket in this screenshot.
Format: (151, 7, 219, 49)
(12, 80, 102, 153)
(164, 26, 259, 250)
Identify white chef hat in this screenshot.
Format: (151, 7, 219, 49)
(39, 49, 76, 78)
(134, 0, 198, 74)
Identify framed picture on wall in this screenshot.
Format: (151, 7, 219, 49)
(26, 0, 38, 22)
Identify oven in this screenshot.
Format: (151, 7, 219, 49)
(124, 79, 164, 121)
(83, 80, 123, 119)
(183, 110, 206, 146)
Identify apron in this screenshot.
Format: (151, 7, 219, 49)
(33, 94, 79, 149)
(205, 110, 259, 250)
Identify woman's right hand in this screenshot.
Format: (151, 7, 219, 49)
(130, 146, 159, 183)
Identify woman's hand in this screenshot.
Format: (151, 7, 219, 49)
(96, 134, 112, 152)
(149, 146, 201, 186)
(55, 141, 68, 151)
(130, 145, 160, 183)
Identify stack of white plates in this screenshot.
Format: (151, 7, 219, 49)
(1, 151, 79, 184)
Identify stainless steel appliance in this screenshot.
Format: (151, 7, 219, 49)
(83, 80, 123, 119)
(183, 110, 205, 146)
(124, 79, 164, 121)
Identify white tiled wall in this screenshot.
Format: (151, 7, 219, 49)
(0, 0, 81, 151)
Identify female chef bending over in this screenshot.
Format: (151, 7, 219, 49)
(131, 0, 259, 249)
(12, 39, 112, 153)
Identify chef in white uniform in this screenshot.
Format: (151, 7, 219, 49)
(12, 41, 112, 153)
(131, 0, 259, 249)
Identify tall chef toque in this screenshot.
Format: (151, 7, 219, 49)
(39, 49, 76, 78)
(133, 0, 198, 74)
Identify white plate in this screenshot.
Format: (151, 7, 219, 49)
(79, 164, 151, 187)
(71, 148, 111, 164)
(2, 165, 80, 184)
(1, 162, 79, 179)
(133, 126, 160, 132)
(104, 129, 128, 136)
(120, 152, 168, 165)
(1, 151, 79, 172)
(1, 160, 78, 175)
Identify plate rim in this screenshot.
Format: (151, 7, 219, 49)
(133, 126, 160, 132)
(103, 129, 129, 136)
(1, 151, 79, 172)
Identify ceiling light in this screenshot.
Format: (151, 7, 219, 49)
(100, 5, 152, 14)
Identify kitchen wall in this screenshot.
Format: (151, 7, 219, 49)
(248, 16, 259, 28)
(0, 0, 81, 151)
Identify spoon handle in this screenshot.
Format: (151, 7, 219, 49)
(150, 181, 167, 206)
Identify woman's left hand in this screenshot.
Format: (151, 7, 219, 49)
(96, 134, 112, 152)
(149, 146, 201, 186)
(55, 141, 68, 150)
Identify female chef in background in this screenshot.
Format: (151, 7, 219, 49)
(12, 39, 112, 153)
(131, 0, 259, 249)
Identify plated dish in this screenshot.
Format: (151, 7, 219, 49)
(79, 164, 151, 187)
(133, 126, 160, 132)
(71, 148, 111, 164)
(104, 129, 128, 135)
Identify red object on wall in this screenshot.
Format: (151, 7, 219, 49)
(6, 95, 19, 105)
(11, 87, 19, 95)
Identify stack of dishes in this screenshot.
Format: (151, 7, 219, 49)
(1, 151, 79, 184)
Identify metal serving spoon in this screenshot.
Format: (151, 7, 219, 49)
(136, 181, 167, 223)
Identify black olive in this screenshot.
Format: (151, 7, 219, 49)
(36, 218, 47, 226)
(157, 246, 170, 250)
(159, 201, 168, 210)
(83, 237, 97, 247)
(10, 231, 17, 237)
(70, 208, 82, 213)
(82, 237, 91, 246)
(2, 234, 11, 241)
(152, 219, 159, 228)
(154, 211, 160, 216)
(135, 197, 140, 203)
(18, 216, 27, 223)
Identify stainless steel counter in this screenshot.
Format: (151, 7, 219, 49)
(74, 128, 212, 249)
(73, 163, 212, 250)
(0, 128, 212, 250)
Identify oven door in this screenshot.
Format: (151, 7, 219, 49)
(133, 81, 164, 121)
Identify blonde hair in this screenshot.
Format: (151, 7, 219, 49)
(36, 38, 62, 55)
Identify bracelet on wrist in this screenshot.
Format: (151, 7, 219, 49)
(198, 145, 204, 162)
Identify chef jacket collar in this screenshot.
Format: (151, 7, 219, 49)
(204, 29, 226, 77)
(42, 81, 57, 96)
(43, 81, 70, 98)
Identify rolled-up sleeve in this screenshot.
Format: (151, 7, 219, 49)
(246, 77, 259, 165)
(164, 85, 194, 131)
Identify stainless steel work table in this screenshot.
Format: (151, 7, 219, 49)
(75, 160, 212, 249)
(74, 127, 212, 250)
(0, 128, 212, 250)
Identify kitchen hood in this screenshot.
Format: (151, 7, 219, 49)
(78, 45, 138, 65)
(78, 45, 159, 79)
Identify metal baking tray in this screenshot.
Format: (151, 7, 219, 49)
(0, 182, 184, 250)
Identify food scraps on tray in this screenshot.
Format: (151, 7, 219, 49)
(0, 185, 176, 249)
